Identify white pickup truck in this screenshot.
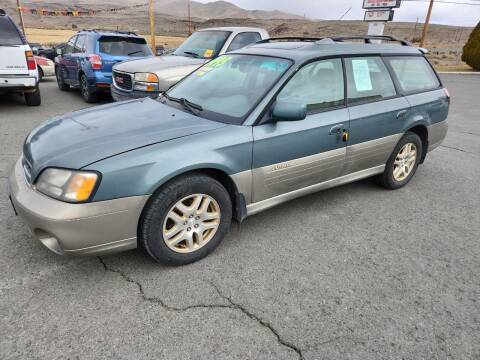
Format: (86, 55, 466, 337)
(111, 27, 269, 101)
(0, 9, 41, 106)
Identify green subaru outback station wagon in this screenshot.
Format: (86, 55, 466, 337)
(9, 36, 449, 265)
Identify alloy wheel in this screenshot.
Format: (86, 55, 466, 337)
(162, 194, 221, 253)
(393, 143, 417, 182)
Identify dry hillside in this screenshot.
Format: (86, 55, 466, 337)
(2, 0, 474, 70)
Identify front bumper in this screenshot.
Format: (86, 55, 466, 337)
(8, 158, 149, 256)
(111, 84, 159, 102)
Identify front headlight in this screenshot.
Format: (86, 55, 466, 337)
(134, 72, 159, 92)
(36, 168, 99, 203)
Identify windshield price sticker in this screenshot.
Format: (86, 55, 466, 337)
(203, 49, 214, 58)
(195, 56, 232, 76)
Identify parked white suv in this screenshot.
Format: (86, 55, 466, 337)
(0, 9, 41, 106)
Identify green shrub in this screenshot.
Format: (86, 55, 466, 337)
(462, 21, 480, 70)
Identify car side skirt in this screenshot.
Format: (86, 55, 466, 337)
(245, 165, 385, 216)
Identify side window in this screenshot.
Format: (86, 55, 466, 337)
(64, 36, 77, 55)
(277, 58, 345, 113)
(385, 56, 440, 93)
(345, 57, 396, 105)
(73, 35, 86, 53)
(227, 32, 262, 52)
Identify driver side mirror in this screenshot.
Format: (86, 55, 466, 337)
(271, 101, 307, 122)
(56, 48, 63, 56)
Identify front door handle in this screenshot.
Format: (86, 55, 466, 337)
(396, 110, 408, 119)
(329, 124, 344, 135)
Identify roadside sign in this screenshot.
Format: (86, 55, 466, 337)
(362, 0, 401, 9)
(364, 9, 394, 22)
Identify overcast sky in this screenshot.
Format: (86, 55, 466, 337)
(197, 0, 480, 26)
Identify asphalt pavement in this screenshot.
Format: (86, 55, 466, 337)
(0, 76, 479, 359)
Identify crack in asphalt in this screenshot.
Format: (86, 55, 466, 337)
(439, 145, 477, 155)
(97, 257, 304, 360)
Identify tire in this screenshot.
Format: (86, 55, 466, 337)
(24, 86, 41, 106)
(38, 67, 44, 81)
(56, 67, 69, 91)
(139, 174, 232, 266)
(80, 74, 98, 103)
(376, 132, 423, 190)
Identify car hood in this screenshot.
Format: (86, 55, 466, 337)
(114, 55, 206, 73)
(23, 98, 226, 181)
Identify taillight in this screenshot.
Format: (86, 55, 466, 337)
(88, 54, 102, 70)
(25, 50, 36, 70)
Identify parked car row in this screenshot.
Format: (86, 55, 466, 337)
(1, 6, 270, 106)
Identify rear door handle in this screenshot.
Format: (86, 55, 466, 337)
(396, 110, 408, 119)
(329, 124, 344, 135)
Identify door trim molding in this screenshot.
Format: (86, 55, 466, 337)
(246, 165, 385, 216)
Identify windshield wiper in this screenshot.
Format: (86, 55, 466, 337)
(182, 51, 201, 59)
(127, 50, 143, 56)
(164, 94, 203, 115)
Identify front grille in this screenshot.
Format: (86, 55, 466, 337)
(113, 71, 133, 91)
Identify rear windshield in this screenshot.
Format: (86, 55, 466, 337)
(0, 17, 25, 45)
(98, 36, 151, 57)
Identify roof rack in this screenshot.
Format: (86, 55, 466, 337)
(257, 37, 323, 44)
(330, 35, 411, 46)
(257, 35, 412, 47)
(81, 29, 138, 36)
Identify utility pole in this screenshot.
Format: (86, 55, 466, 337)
(188, 0, 192, 35)
(16, 0, 26, 36)
(420, 0, 434, 48)
(149, 0, 156, 54)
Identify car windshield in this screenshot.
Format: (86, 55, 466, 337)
(165, 54, 292, 124)
(173, 31, 230, 59)
(98, 36, 152, 57)
(0, 17, 25, 46)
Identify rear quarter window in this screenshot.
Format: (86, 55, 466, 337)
(0, 17, 25, 45)
(386, 56, 440, 93)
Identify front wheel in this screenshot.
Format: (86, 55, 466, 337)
(139, 174, 232, 266)
(376, 132, 423, 189)
(56, 67, 69, 91)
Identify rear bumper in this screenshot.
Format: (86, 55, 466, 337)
(0, 76, 37, 90)
(427, 120, 448, 151)
(111, 85, 159, 102)
(38, 64, 55, 77)
(8, 158, 149, 256)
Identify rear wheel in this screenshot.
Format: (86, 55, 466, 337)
(56, 67, 69, 91)
(80, 74, 98, 103)
(24, 85, 41, 106)
(376, 132, 423, 189)
(139, 174, 232, 266)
